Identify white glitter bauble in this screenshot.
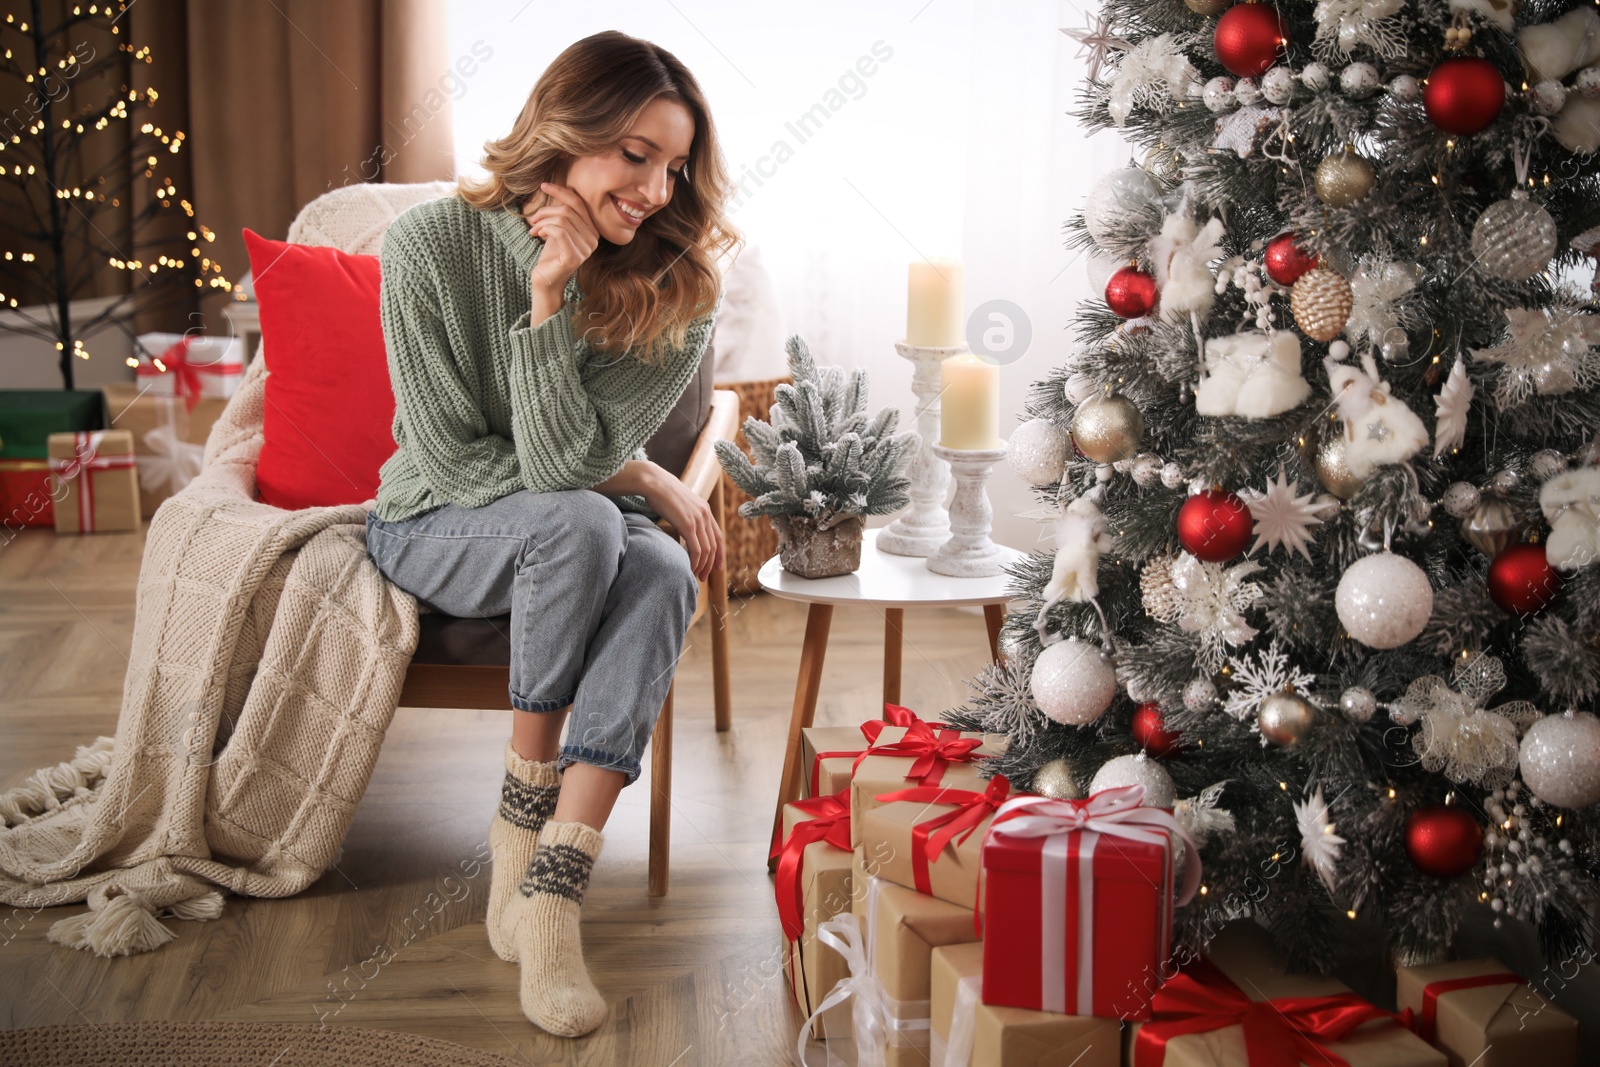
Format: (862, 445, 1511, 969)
(1530, 80, 1567, 116)
(1030, 637, 1117, 726)
(1161, 462, 1187, 489)
(1087, 248, 1121, 294)
(1203, 75, 1237, 112)
(1301, 62, 1330, 91)
(1261, 66, 1297, 105)
(1084, 168, 1163, 243)
(1340, 686, 1377, 723)
(1233, 78, 1262, 106)
(1575, 66, 1600, 96)
(1340, 62, 1380, 98)
(1007, 417, 1069, 486)
(1441, 482, 1481, 520)
(1336, 553, 1434, 649)
(1389, 74, 1420, 101)
(1183, 677, 1218, 712)
(1090, 754, 1176, 808)
(1519, 712, 1600, 809)
(1471, 191, 1557, 282)
(1064, 372, 1097, 405)
(1529, 450, 1567, 480)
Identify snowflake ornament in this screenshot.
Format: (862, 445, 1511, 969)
(1396, 653, 1543, 788)
(1471, 305, 1600, 403)
(962, 645, 1047, 747)
(1313, 0, 1408, 61)
(1061, 12, 1130, 84)
(1345, 259, 1416, 353)
(1107, 32, 1200, 126)
(1293, 784, 1346, 892)
(1433, 358, 1474, 458)
(1222, 637, 1316, 720)
(1240, 468, 1336, 560)
(1142, 554, 1265, 673)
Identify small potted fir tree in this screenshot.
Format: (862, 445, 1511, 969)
(715, 334, 918, 578)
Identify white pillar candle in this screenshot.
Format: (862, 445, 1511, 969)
(907, 258, 965, 347)
(939, 352, 1000, 450)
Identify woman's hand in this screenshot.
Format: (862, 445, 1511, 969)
(643, 468, 725, 583)
(523, 181, 599, 323)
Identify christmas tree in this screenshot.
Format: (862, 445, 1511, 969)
(0, 2, 233, 388)
(943, 0, 1600, 972)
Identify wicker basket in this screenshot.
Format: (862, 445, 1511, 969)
(716, 375, 792, 595)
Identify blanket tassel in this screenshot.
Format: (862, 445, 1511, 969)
(0, 736, 115, 828)
(47, 883, 226, 958)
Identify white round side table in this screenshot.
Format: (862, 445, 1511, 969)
(759, 526, 1024, 861)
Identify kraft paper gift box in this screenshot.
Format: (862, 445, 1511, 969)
(850, 723, 1002, 851)
(803, 724, 877, 798)
(101, 382, 227, 518)
(777, 791, 855, 1039)
(47, 430, 140, 534)
(133, 332, 245, 404)
(930, 942, 1119, 1067)
(1394, 958, 1577, 1067)
(859, 876, 981, 1067)
(1126, 920, 1446, 1067)
(860, 775, 1010, 912)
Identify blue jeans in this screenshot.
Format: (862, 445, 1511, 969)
(364, 489, 699, 786)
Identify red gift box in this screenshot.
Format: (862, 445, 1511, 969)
(0, 459, 56, 528)
(978, 787, 1199, 1022)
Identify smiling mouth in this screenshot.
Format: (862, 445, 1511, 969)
(611, 194, 649, 222)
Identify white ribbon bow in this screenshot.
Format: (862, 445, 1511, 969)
(138, 419, 203, 495)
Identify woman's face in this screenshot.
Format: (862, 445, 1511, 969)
(562, 96, 695, 246)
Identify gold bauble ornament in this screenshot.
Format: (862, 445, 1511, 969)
(1031, 759, 1084, 800)
(1184, 0, 1231, 15)
(1071, 393, 1144, 464)
(1313, 425, 1364, 499)
(1291, 268, 1354, 343)
(1315, 149, 1376, 208)
(1258, 691, 1317, 745)
(1460, 497, 1519, 556)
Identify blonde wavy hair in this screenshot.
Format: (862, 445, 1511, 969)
(457, 31, 741, 367)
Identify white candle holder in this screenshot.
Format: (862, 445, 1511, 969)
(877, 340, 968, 558)
(927, 439, 1008, 578)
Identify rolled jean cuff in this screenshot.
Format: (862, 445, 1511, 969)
(558, 743, 643, 787)
(510, 689, 577, 713)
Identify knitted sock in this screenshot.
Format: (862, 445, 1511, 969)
(505, 819, 608, 1037)
(485, 739, 561, 963)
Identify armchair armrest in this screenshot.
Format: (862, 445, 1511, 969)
(656, 388, 740, 539)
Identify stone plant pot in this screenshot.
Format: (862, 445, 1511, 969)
(772, 513, 866, 578)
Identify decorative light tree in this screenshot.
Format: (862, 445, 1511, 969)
(949, 0, 1600, 972)
(0, 2, 233, 389)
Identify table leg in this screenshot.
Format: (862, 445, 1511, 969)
(769, 603, 834, 870)
(882, 607, 904, 716)
(983, 603, 1006, 664)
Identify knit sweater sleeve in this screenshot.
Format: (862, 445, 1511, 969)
(380, 263, 525, 510)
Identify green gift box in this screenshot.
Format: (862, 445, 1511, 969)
(0, 390, 104, 458)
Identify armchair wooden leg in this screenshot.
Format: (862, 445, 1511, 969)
(710, 480, 732, 733)
(648, 679, 674, 897)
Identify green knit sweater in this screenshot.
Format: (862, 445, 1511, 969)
(372, 193, 720, 523)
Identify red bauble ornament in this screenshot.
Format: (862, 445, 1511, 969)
(1487, 542, 1562, 615)
(1263, 233, 1320, 286)
(1132, 702, 1183, 758)
(1105, 266, 1159, 319)
(1423, 57, 1505, 136)
(1177, 489, 1253, 563)
(1405, 805, 1483, 879)
(1213, 3, 1287, 78)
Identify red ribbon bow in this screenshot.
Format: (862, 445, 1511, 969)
(773, 789, 852, 943)
(853, 717, 983, 786)
(806, 703, 948, 796)
(139, 336, 240, 411)
(1133, 957, 1398, 1067)
(873, 775, 1011, 900)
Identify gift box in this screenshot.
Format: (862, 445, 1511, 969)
(1395, 958, 1576, 1067)
(101, 382, 226, 518)
(1127, 920, 1446, 1067)
(0, 459, 56, 529)
(870, 877, 981, 1067)
(861, 775, 1010, 911)
(0, 388, 103, 458)
(803, 724, 877, 798)
(978, 788, 1192, 1021)
(47, 430, 140, 533)
(850, 722, 1002, 851)
(133, 332, 245, 406)
(930, 942, 1119, 1067)
(776, 790, 855, 1039)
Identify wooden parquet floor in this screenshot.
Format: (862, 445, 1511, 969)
(0, 525, 999, 1065)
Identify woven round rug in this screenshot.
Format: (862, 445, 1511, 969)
(0, 1020, 526, 1067)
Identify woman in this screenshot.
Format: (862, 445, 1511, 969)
(363, 31, 740, 1037)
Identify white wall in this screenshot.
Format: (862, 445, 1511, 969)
(446, 0, 1131, 550)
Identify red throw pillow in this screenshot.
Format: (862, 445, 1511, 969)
(243, 228, 396, 510)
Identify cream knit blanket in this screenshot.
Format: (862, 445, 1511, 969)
(0, 353, 419, 956)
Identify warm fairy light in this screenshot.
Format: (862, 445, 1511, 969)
(1279, 781, 1288, 791)
(125, 356, 139, 368)
(1387, 788, 1396, 799)
(1200, 885, 1209, 895)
